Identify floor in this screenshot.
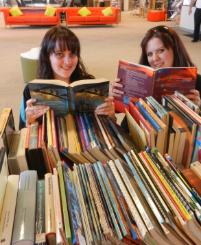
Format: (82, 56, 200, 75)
(0, 11, 200, 127)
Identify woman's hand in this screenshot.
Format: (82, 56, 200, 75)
(25, 98, 49, 125)
(95, 97, 115, 119)
(109, 78, 124, 98)
(185, 89, 201, 107)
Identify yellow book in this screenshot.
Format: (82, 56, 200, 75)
(65, 113, 88, 164)
(125, 109, 147, 151)
(0, 175, 19, 245)
(144, 152, 192, 222)
(44, 173, 56, 243)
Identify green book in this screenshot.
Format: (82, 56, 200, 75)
(57, 163, 72, 245)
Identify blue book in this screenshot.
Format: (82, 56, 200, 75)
(136, 101, 161, 131)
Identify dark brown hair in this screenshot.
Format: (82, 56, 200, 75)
(38, 25, 94, 81)
(139, 25, 195, 67)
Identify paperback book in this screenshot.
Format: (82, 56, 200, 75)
(116, 60, 197, 104)
(28, 78, 109, 116)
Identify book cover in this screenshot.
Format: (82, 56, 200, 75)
(0, 175, 19, 245)
(11, 170, 37, 245)
(116, 60, 197, 103)
(28, 78, 109, 116)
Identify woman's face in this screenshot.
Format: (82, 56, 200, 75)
(49, 42, 78, 83)
(146, 37, 174, 69)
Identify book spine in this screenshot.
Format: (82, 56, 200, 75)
(0, 175, 19, 245)
(52, 168, 64, 244)
(114, 159, 154, 231)
(44, 173, 56, 236)
(79, 165, 103, 242)
(35, 180, 46, 245)
(72, 166, 94, 245)
(97, 161, 127, 237)
(136, 102, 161, 131)
(0, 147, 9, 214)
(123, 153, 166, 229)
(108, 160, 148, 238)
(11, 170, 37, 245)
(84, 164, 111, 236)
(57, 163, 72, 244)
(103, 164, 138, 241)
(63, 164, 85, 245)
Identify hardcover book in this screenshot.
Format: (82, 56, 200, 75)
(28, 78, 109, 116)
(116, 60, 197, 104)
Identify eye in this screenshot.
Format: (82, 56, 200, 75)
(157, 48, 165, 54)
(54, 51, 64, 58)
(69, 53, 77, 59)
(147, 52, 153, 58)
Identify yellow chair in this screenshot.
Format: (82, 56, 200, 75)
(20, 47, 40, 83)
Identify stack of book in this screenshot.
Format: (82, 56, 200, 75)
(1, 145, 201, 244)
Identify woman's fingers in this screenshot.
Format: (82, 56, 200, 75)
(26, 105, 49, 125)
(95, 97, 115, 117)
(186, 89, 201, 106)
(109, 79, 124, 97)
(26, 98, 37, 108)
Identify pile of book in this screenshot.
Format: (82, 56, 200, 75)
(4, 93, 201, 180)
(1, 144, 201, 244)
(124, 92, 201, 170)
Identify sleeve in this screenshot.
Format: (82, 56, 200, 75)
(195, 74, 201, 98)
(19, 85, 31, 129)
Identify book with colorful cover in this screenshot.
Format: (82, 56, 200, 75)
(115, 60, 197, 111)
(28, 78, 109, 116)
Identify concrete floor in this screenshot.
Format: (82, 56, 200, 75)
(0, 11, 200, 127)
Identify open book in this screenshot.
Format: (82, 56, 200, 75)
(28, 78, 109, 116)
(116, 60, 197, 103)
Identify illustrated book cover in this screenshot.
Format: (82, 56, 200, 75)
(28, 78, 109, 116)
(116, 60, 197, 104)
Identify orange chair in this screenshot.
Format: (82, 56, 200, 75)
(147, 10, 166, 22)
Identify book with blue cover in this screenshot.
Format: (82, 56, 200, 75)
(28, 78, 109, 116)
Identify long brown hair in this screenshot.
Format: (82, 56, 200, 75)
(139, 25, 195, 67)
(38, 25, 94, 81)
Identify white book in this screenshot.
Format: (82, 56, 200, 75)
(52, 168, 64, 245)
(11, 170, 37, 245)
(0, 175, 19, 245)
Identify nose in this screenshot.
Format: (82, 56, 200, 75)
(152, 52, 160, 61)
(63, 55, 71, 64)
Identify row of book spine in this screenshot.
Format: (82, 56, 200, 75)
(1, 145, 201, 244)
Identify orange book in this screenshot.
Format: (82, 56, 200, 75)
(129, 102, 155, 148)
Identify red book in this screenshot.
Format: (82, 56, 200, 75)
(116, 60, 197, 102)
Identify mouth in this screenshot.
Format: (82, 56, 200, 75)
(153, 63, 163, 69)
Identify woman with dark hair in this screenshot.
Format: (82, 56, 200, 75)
(19, 25, 114, 128)
(111, 25, 201, 106)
